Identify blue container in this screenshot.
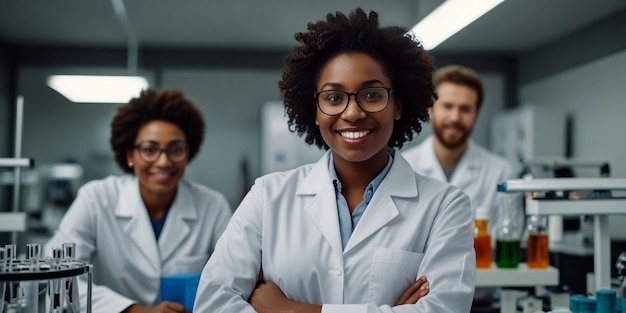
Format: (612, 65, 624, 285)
(160, 273, 201, 312)
(621, 297, 626, 313)
(578, 297, 596, 313)
(596, 290, 616, 313)
(571, 294, 586, 313)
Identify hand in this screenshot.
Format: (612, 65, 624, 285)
(395, 275, 429, 305)
(249, 281, 321, 313)
(122, 301, 188, 313)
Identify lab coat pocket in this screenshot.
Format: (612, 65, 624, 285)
(171, 254, 210, 274)
(369, 247, 423, 305)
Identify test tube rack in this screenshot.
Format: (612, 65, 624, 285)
(1, 243, 93, 313)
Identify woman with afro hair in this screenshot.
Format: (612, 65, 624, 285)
(45, 89, 232, 313)
(195, 8, 474, 313)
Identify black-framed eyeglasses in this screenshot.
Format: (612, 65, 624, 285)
(314, 87, 394, 116)
(133, 140, 189, 163)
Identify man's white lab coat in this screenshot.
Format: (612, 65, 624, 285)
(402, 135, 521, 235)
(194, 150, 475, 313)
(45, 175, 232, 313)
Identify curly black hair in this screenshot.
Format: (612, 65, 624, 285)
(110, 88, 205, 173)
(279, 7, 436, 150)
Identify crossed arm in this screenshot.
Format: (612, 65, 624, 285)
(248, 276, 430, 313)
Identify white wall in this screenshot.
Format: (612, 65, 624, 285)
(520, 50, 626, 179)
(160, 68, 283, 208)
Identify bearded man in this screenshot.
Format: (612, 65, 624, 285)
(402, 65, 522, 236)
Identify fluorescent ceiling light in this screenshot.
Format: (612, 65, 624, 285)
(410, 0, 504, 50)
(47, 75, 149, 103)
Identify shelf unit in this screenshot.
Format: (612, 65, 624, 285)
(499, 178, 626, 292)
(1, 96, 33, 244)
(476, 263, 559, 287)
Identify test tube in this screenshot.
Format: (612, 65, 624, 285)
(62, 243, 79, 313)
(26, 243, 41, 268)
(21, 243, 41, 313)
(49, 247, 64, 313)
(4, 245, 16, 271)
(62, 243, 75, 262)
(0, 247, 5, 313)
(4, 245, 16, 306)
(0, 247, 4, 271)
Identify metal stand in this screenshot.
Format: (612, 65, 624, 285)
(0, 96, 34, 243)
(1, 258, 93, 313)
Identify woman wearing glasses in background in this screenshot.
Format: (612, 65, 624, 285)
(45, 89, 232, 313)
(194, 8, 474, 313)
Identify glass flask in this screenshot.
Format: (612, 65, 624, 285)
(526, 215, 550, 269)
(473, 207, 492, 269)
(495, 193, 522, 269)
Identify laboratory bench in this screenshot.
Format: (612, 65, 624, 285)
(476, 263, 559, 288)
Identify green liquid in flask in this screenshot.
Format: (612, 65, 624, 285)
(495, 240, 520, 268)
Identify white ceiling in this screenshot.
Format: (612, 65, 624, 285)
(1, 0, 625, 54)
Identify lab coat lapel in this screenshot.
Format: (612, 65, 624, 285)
(115, 179, 160, 272)
(159, 182, 194, 263)
(343, 153, 415, 254)
(299, 152, 344, 258)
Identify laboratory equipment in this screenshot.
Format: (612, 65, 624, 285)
(498, 177, 626, 293)
(474, 207, 492, 269)
(570, 294, 585, 313)
(578, 297, 596, 313)
(495, 193, 523, 269)
(1, 242, 92, 313)
(527, 215, 550, 269)
(617, 251, 626, 297)
(596, 289, 616, 313)
(1, 96, 34, 245)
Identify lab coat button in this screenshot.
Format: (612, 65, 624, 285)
(334, 268, 342, 276)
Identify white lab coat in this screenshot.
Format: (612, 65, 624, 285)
(401, 135, 521, 235)
(45, 175, 232, 313)
(194, 150, 475, 313)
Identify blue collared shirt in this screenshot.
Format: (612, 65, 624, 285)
(329, 150, 394, 250)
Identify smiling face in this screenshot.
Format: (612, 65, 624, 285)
(430, 82, 480, 149)
(315, 52, 401, 169)
(126, 120, 188, 201)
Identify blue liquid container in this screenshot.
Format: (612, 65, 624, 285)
(596, 289, 616, 313)
(570, 294, 586, 313)
(578, 297, 596, 313)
